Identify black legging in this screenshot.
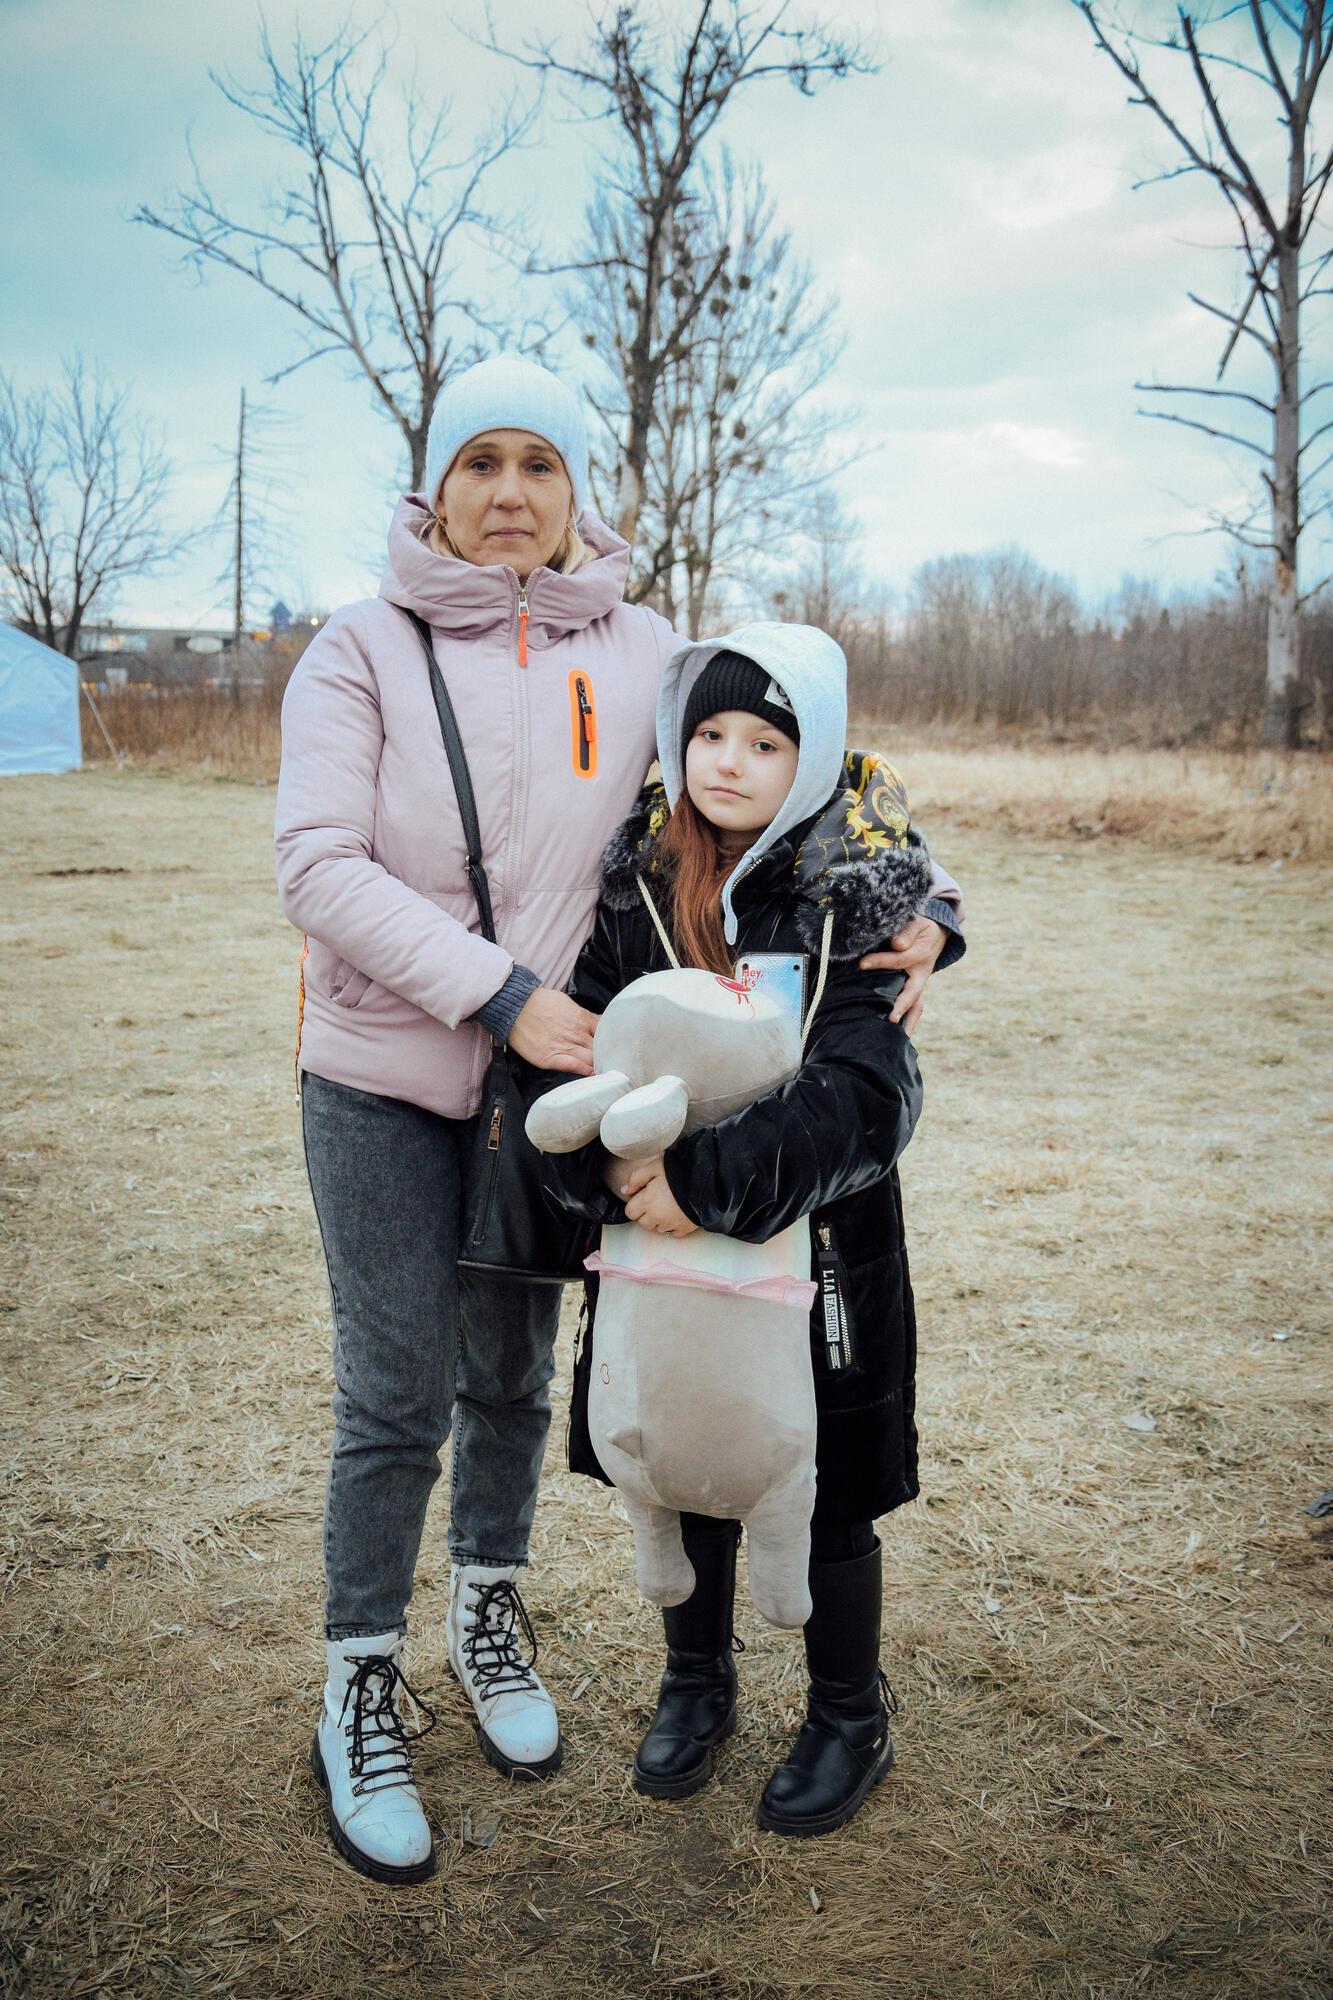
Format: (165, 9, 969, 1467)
(680, 1512, 874, 1566)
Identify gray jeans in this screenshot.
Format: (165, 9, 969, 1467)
(300, 1071, 562, 1640)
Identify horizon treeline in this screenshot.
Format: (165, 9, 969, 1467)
(777, 545, 1331, 749)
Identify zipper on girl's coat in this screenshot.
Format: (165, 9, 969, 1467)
(517, 583, 529, 666)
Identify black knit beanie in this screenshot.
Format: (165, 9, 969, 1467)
(681, 649, 800, 758)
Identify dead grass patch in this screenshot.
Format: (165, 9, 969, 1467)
(2, 770, 1330, 1998)
(83, 689, 1333, 866)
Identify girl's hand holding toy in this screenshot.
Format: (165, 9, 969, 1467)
(621, 1155, 698, 1237)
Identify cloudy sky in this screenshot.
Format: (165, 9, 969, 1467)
(4, 0, 1330, 625)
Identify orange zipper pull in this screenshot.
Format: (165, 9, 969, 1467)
(568, 671, 598, 777)
(517, 584, 529, 666)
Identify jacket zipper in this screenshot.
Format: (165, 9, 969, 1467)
(516, 583, 529, 666)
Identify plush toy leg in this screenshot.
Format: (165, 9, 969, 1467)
(743, 1466, 817, 1629)
(620, 1495, 696, 1608)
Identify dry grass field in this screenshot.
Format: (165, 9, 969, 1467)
(2, 759, 1330, 2000)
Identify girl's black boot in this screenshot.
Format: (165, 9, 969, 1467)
(632, 1519, 740, 1799)
(756, 1540, 895, 1838)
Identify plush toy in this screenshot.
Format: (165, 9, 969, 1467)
(526, 967, 820, 1629)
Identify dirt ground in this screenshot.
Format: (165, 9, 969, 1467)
(1, 765, 1329, 2000)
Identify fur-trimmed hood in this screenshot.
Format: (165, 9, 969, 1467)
(600, 750, 935, 961)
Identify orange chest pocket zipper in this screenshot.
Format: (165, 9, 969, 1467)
(568, 671, 598, 778)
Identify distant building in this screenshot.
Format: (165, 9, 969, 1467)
(76, 617, 325, 690)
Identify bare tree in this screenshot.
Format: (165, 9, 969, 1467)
(1074, 1, 1333, 748)
(581, 156, 848, 624)
(136, 23, 544, 489)
(215, 388, 298, 656)
(771, 486, 865, 649)
(0, 359, 188, 657)
(488, 1, 870, 546)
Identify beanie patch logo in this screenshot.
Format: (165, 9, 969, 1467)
(762, 678, 795, 714)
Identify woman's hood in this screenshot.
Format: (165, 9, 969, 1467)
(656, 622, 849, 944)
(378, 493, 632, 641)
(603, 751, 933, 960)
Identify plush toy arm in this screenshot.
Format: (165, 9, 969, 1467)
(600, 1075, 689, 1161)
(525, 1071, 631, 1154)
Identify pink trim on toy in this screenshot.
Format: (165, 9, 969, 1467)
(583, 1251, 817, 1310)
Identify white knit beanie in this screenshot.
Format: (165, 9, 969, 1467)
(423, 355, 590, 516)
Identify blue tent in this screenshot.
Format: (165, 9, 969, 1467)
(0, 623, 82, 775)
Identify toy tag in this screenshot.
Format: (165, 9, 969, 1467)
(733, 953, 806, 1027)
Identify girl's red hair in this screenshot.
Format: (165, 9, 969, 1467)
(657, 791, 734, 975)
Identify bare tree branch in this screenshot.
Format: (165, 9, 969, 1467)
(0, 359, 193, 656)
(1137, 406, 1272, 456)
(1135, 379, 1274, 415)
(136, 25, 548, 488)
(1075, 0, 1333, 746)
(488, 1, 870, 544)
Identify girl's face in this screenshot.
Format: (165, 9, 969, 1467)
(685, 709, 799, 838)
(437, 429, 573, 578)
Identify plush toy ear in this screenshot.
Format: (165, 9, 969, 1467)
(525, 1071, 631, 1154)
(601, 1075, 689, 1161)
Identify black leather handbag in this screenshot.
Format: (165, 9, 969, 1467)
(408, 611, 592, 1286)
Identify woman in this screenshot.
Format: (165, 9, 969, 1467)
(274, 355, 963, 1885)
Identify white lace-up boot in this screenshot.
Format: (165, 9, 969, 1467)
(446, 1565, 562, 1777)
(311, 1632, 436, 1884)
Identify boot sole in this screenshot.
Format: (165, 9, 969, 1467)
(474, 1721, 564, 1781)
(310, 1731, 436, 1885)
(632, 1705, 737, 1800)
(755, 1735, 895, 1839)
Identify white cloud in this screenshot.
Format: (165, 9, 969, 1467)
(969, 421, 1088, 471)
(979, 143, 1118, 233)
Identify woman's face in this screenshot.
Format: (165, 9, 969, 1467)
(437, 429, 574, 579)
(685, 710, 799, 838)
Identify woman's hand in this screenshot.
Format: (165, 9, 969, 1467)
(621, 1156, 698, 1238)
(859, 915, 948, 1036)
(508, 988, 599, 1074)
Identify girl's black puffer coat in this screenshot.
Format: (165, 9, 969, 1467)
(543, 753, 964, 1525)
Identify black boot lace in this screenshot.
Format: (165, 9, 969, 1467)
(878, 1668, 899, 1716)
(462, 1579, 542, 1702)
(338, 1653, 436, 1798)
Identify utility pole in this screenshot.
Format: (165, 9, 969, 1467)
(232, 387, 246, 666)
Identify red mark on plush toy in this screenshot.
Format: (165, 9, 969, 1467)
(714, 965, 761, 1016)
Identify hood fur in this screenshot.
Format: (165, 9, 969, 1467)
(601, 750, 934, 960)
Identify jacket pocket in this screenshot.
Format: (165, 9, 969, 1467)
(329, 961, 372, 1009)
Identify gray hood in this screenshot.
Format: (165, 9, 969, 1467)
(656, 621, 849, 945)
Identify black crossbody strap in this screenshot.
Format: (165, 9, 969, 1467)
(405, 610, 497, 944)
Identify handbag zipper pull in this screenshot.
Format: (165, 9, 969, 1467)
(517, 583, 529, 666)
(488, 1103, 504, 1149)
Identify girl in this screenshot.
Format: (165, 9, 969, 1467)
(542, 621, 963, 1838)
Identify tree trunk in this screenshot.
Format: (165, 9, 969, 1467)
(615, 424, 648, 546)
(233, 389, 246, 655)
(1262, 242, 1302, 749)
(408, 423, 429, 496)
